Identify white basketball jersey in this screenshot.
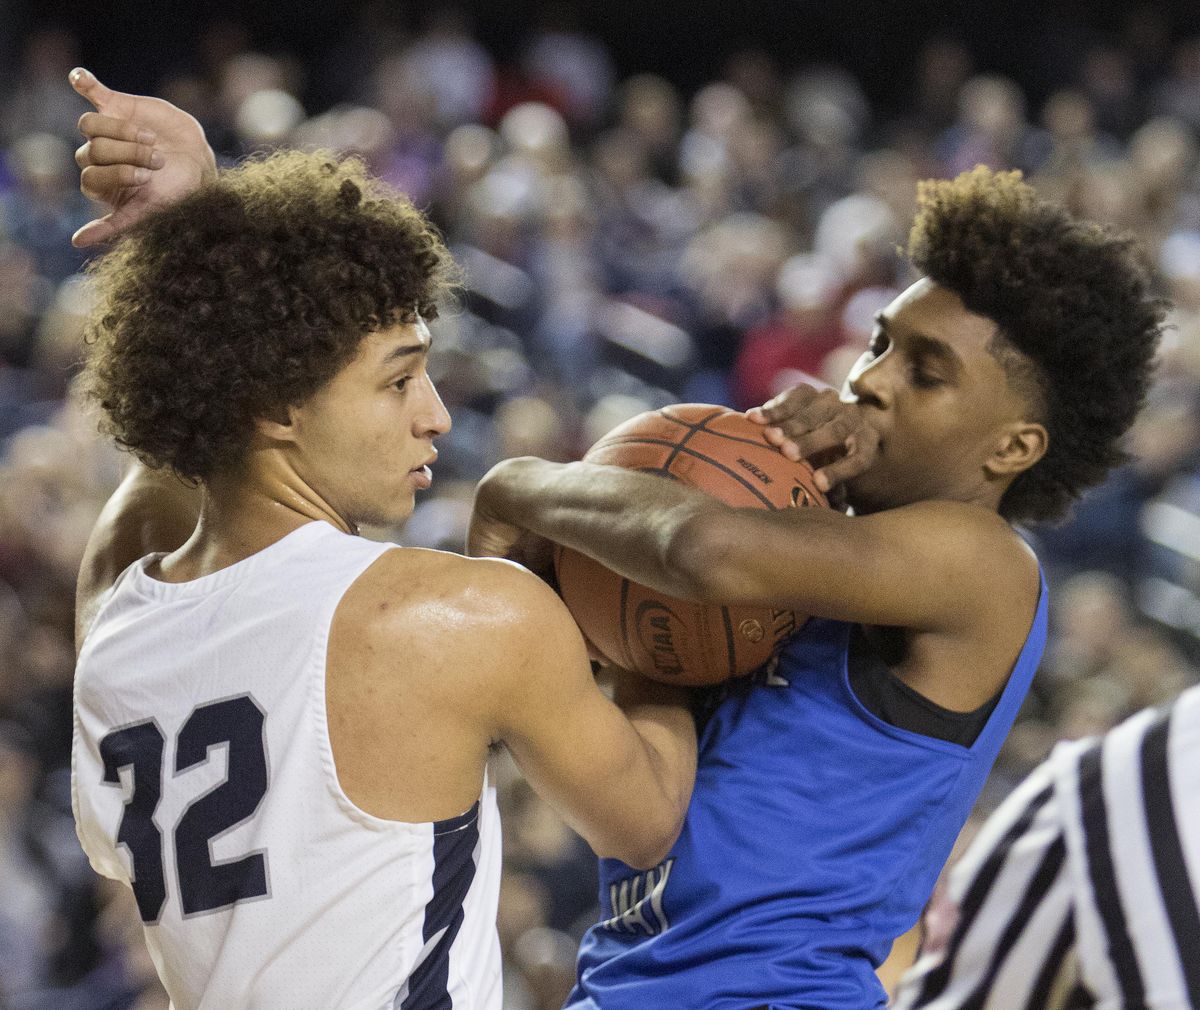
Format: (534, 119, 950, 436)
(72, 521, 502, 1010)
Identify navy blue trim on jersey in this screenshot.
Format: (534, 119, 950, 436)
(397, 802, 481, 1010)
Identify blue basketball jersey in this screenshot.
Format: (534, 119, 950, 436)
(567, 572, 1047, 1010)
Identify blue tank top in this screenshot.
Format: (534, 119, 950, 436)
(567, 572, 1047, 1010)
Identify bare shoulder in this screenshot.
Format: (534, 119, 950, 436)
(844, 498, 1041, 635)
(887, 502, 1042, 708)
(865, 499, 1039, 586)
(327, 548, 574, 820)
(336, 547, 580, 670)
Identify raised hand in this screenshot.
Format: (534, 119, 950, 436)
(69, 67, 218, 247)
(747, 384, 880, 493)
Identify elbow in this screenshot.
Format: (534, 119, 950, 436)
(599, 771, 691, 869)
(639, 807, 688, 868)
(602, 810, 686, 870)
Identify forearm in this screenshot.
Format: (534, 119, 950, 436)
(476, 457, 725, 598)
(574, 669, 696, 866)
(609, 669, 697, 824)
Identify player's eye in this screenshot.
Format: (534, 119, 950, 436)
(868, 331, 890, 357)
(392, 376, 412, 393)
(909, 362, 945, 388)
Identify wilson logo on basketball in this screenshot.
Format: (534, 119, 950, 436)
(634, 600, 685, 678)
(736, 457, 773, 485)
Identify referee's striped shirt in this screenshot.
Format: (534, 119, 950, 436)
(893, 684, 1200, 1010)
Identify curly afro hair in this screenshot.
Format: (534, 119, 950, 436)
(82, 149, 455, 483)
(908, 166, 1166, 525)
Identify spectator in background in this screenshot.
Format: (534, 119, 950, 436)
(1151, 35, 1200, 135)
(521, 4, 615, 130)
(1, 28, 86, 146)
(732, 252, 844, 409)
(937, 74, 1039, 176)
(0, 721, 54, 1003)
(616, 74, 683, 184)
(401, 7, 495, 129)
(2, 133, 90, 285)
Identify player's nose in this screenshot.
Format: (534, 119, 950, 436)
(847, 357, 890, 409)
(418, 377, 452, 437)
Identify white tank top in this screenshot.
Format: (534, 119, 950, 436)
(72, 520, 502, 1010)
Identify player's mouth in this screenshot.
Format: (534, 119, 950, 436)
(409, 457, 436, 489)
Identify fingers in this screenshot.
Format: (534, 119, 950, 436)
(779, 416, 859, 467)
(750, 387, 845, 458)
(748, 384, 881, 492)
(76, 137, 163, 171)
(70, 67, 115, 110)
(72, 215, 118, 248)
(80, 163, 149, 202)
(78, 111, 156, 146)
(69, 67, 136, 117)
(760, 385, 835, 424)
(812, 431, 880, 492)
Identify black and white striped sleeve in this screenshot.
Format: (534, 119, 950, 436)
(892, 759, 1086, 1010)
(894, 685, 1200, 1010)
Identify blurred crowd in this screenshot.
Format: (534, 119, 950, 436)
(1, 8, 1199, 1008)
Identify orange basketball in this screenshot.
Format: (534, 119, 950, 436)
(553, 403, 828, 685)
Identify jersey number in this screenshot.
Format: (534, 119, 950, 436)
(99, 695, 269, 922)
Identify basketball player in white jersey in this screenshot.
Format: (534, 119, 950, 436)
(68, 69, 696, 1010)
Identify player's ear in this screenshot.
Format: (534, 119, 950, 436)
(984, 420, 1048, 478)
(253, 403, 300, 445)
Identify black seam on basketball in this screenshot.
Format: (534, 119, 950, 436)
(594, 436, 694, 450)
(693, 425, 791, 452)
(599, 431, 785, 457)
(663, 409, 724, 469)
(673, 445, 780, 509)
(593, 439, 795, 509)
(661, 407, 726, 432)
(721, 607, 738, 679)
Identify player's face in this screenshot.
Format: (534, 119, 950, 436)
(286, 318, 451, 527)
(839, 278, 1034, 514)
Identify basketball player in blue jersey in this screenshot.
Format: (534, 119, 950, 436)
(468, 172, 1165, 1009)
(67, 70, 696, 1010)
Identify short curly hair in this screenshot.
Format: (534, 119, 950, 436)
(82, 150, 455, 482)
(908, 166, 1165, 524)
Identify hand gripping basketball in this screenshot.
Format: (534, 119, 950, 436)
(553, 404, 828, 685)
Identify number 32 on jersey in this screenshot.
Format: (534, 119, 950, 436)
(99, 694, 270, 923)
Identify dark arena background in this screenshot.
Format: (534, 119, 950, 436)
(1, 1, 1199, 1006)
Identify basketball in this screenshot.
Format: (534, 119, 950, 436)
(553, 404, 828, 685)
